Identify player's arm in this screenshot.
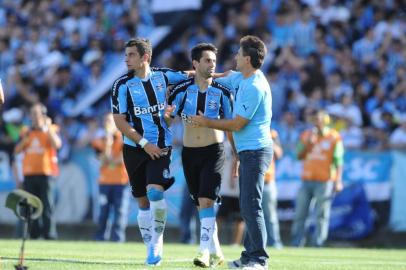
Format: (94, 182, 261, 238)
(113, 116, 144, 146)
(111, 82, 162, 159)
(227, 132, 239, 178)
(111, 82, 144, 144)
(192, 81, 261, 131)
(113, 114, 162, 160)
(153, 67, 189, 85)
(193, 112, 248, 132)
(214, 70, 241, 91)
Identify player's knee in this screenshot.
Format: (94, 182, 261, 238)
(147, 187, 164, 201)
(137, 196, 150, 208)
(198, 197, 214, 208)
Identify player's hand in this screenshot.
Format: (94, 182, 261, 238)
(334, 181, 344, 193)
(164, 105, 176, 120)
(190, 111, 207, 127)
(143, 143, 163, 160)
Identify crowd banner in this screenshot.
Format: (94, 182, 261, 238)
(275, 150, 392, 201)
(0, 149, 399, 229)
(389, 151, 406, 232)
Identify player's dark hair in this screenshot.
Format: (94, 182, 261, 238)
(191, 43, 218, 62)
(240, 35, 267, 69)
(125, 38, 152, 63)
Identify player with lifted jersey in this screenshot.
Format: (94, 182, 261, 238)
(166, 43, 232, 268)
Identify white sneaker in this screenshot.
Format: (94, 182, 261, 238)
(242, 262, 268, 270)
(210, 253, 224, 267)
(193, 250, 210, 267)
(228, 259, 247, 269)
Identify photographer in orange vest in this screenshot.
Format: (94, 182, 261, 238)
(14, 103, 62, 239)
(291, 110, 344, 247)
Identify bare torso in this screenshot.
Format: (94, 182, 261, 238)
(183, 122, 224, 147)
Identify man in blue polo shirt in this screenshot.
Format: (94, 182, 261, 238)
(192, 35, 272, 270)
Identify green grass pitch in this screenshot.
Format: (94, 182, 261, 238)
(1, 240, 405, 270)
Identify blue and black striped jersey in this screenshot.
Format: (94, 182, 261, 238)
(168, 78, 233, 124)
(111, 67, 188, 148)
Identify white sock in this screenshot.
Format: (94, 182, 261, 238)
(210, 221, 222, 255)
(200, 216, 215, 253)
(137, 209, 152, 247)
(150, 199, 167, 253)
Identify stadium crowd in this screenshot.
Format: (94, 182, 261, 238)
(0, 0, 154, 162)
(158, 0, 406, 150)
(1, 0, 405, 155)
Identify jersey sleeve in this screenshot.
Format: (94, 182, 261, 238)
(154, 67, 188, 85)
(215, 71, 242, 93)
(111, 80, 127, 114)
(234, 84, 262, 120)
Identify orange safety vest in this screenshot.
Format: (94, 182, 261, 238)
(92, 131, 128, 185)
(300, 128, 341, 182)
(21, 125, 59, 176)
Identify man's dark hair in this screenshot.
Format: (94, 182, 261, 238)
(125, 38, 152, 63)
(240, 35, 267, 69)
(191, 43, 218, 62)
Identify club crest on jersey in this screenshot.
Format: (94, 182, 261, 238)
(156, 82, 165, 91)
(208, 100, 217, 110)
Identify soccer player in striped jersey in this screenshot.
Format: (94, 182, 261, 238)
(165, 43, 233, 268)
(110, 38, 188, 266)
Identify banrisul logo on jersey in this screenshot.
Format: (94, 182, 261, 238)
(134, 103, 165, 116)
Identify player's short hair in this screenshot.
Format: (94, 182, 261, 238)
(240, 35, 267, 69)
(191, 43, 218, 62)
(125, 38, 152, 63)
